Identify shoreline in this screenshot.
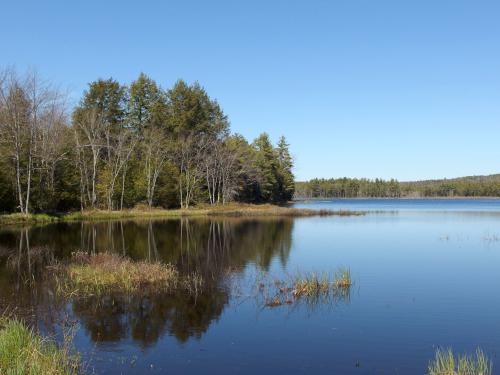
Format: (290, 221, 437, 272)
(0, 204, 364, 226)
(293, 196, 500, 202)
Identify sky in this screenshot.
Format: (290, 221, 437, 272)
(2, 0, 500, 181)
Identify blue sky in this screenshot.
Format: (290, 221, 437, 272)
(2, 0, 500, 181)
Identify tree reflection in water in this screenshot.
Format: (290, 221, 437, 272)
(0, 217, 294, 345)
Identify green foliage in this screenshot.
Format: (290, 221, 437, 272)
(167, 80, 229, 138)
(402, 174, 500, 197)
(295, 178, 401, 198)
(0, 70, 295, 213)
(73, 78, 127, 128)
(128, 72, 168, 132)
(276, 136, 295, 202)
(253, 133, 279, 202)
(0, 318, 80, 375)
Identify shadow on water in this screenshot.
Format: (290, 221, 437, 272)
(0, 217, 294, 346)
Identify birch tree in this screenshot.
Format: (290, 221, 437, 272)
(73, 109, 104, 209)
(0, 68, 67, 213)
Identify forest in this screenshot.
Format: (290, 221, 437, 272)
(0, 69, 294, 213)
(295, 175, 500, 198)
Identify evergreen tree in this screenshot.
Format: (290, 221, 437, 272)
(74, 78, 127, 130)
(276, 136, 295, 202)
(253, 133, 278, 202)
(167, 80, 229, 139)
(127, 73, 168, 133)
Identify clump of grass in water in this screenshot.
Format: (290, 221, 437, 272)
(262, 268, 353, 307)
(292, 272, 331, 297)
(0, 318, 80, 374)
(51, 252, 203, 297)
(428, 348, 492, 375)
(334, 267, 352, 288)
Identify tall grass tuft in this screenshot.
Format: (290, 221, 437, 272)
(51, 252, 203, 297)
(260, 267, 353, 307)
(0, 318, 80, 375)
(292, 272, 331, 297)
(334, 267, 352, 288)
(428, 348, 492, 375)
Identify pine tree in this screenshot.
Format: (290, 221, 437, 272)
(253, 133, 278, 202)
(127, 73, 167, 133)
(276, 136, 295, 202)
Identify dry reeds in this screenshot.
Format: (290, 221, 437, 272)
(50, 252, 203, 297)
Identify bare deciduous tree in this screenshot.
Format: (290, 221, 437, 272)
(175, 135, 209, 209)
(102, 128, 137, 210)
(0, 68, 67, 213)
(74, 109, 104, 209)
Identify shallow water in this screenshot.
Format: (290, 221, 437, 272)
(1, 199, 500, 374)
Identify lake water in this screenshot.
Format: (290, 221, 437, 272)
(1, 199, 500, 374)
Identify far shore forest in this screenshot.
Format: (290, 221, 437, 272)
(295, 175, 500, 199)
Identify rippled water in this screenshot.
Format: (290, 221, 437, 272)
(1, 199, 500, 374)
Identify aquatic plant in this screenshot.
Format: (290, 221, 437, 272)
(51, 252, 203, 297)
(292, 272, 331, 297)
(334, 267, 352, 288)
(0, 318, 80, 375)
(428, 348, 492, 375)
(260, 268, 353, 308)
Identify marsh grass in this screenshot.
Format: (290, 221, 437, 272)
(0, 204, 364, 225)
(428, 348, 492, 375)
(0, 318, 80, 375)
(334, 267, 352, 288)
(50, 252, 203, 297)
(260, 268, 353, 307)
(0, 213, 59, 225)
(292, 272, 332, 297)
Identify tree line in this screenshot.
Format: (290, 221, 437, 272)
(0, 69, 294, 213)
(295, 178, 401, 198)
(295, 175, 500, 198)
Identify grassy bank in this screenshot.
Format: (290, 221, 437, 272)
(50, 252, 202, 297)
(0, 213, 60, 225)
(0, 318, 79, 375)
(0, 203, 364, 225)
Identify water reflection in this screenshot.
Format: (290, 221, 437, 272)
(73, 290, 229, 346)
(0, 217, 294, 346)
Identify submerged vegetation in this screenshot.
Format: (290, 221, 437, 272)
(0, 318, 80, 375)
(428, 348, 492, 375)
(50, 252, 203, 297)
(258, 268, 353, 308)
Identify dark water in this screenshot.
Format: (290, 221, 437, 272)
(1, 199, 500, 374)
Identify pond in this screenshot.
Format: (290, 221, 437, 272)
(1, 199, 500, 374)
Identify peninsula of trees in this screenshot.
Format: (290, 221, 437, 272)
(295, 174, 500, 198)
(0, 69, 294, 214)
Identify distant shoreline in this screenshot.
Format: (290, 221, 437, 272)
(292, 196, 500, 202)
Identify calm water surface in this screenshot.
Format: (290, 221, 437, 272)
(1, 199, 500, 374)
